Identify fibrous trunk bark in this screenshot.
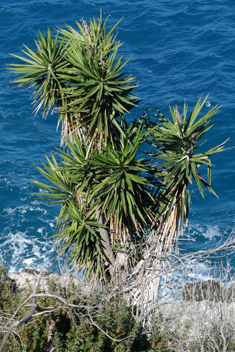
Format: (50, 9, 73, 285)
(96, 207, 116, 279)
(128, 199, 182, 325)
(96, 208, 131, 285)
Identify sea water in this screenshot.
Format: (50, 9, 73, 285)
(0, 0, 235, 277)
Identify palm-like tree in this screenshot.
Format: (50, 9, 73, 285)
(8, 11, 138, 146)
(9, 28, 67, 117)
(58, 14, 139, 146)
(147, 95, 226, 250)
(9, 12, 226, 286)
(30, 124, 154, 281)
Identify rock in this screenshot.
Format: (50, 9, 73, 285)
(0, 265, 17, 295)
(182, 280, 225, 302)
(7, 269, 90, 295)
(21, 268, 51, 276)
(224, 284, 235, 302)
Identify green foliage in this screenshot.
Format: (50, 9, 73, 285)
(29, 136, 107, 279)
(59, 13, 139, 145)
(89, 119, 154, 232)
(0, 280, 185, 352)
(2, 279, 235, 351)
(29, 119, 157, 279)
(9, 28, 67, 117)
(29, 95, 226, 279)
(9, 11, 226, 282)
(147, 95, 226, 227)
(149, 313, 178, 351)
(0, 268, 17, 308)
(8, 11, 138, 144)
(0, 266, 6, 275)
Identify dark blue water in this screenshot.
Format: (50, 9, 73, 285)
(1, 0, 235, 275)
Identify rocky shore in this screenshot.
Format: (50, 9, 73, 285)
(3, 268, 235, 325)
(0, 267, 89, 295)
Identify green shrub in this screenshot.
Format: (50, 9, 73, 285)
(5, 278, 235, 351)
(1, 279, 178, 352)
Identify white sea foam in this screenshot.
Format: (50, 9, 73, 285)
(0, 229, 57, 272)
(31, 200, 42, 205)
(0, 231, 31, 248)
(33, 244, 42, 257)
(39, 216, 56, 228)
(3, 204, 47, 215)
(23, 258, 35, 266)
(203, 225, 221, 241)
(37, 227, 46, 234)
(3, 207, 17, 215)
(182, 223, 222, 242)
(39, 188, 48, 193)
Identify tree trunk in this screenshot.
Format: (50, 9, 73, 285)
(96, 208, 116, 279)
(127, 200, 181, 325)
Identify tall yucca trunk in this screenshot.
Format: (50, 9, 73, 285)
(109, 212, 133, 285)
(129, 192, 184, 325)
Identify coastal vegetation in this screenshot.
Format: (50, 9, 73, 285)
(1, 267, 235, 351)
(2, 11, 233, 351)
(8, 11, 226, 284)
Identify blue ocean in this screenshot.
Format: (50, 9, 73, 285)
(0, 0, 235, 276)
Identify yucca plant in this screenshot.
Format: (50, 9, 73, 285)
(30, 123, 155, 280)
(147, 95, 227, 249)
(30, 136, 107, 280)
(8, 11, 139, 146)
(9, 11, 226, 287)
(58, 13, 139, 146)
(9, 28, 67, 117)
(9, 12, 141, 282)
(90, 118, 154, 241)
